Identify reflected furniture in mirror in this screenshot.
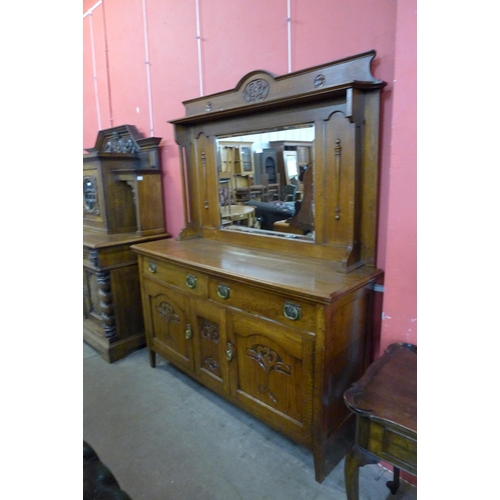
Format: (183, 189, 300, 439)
(132, 51, 386, 481)
(254, 148, 278, 186)
(246, 199, 295, 231)
(270, 139, 313, 190)
(83, 125, 170, 362)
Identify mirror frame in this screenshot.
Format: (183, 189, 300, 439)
(170, 50, 386, 271)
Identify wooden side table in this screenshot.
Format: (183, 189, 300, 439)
(220, 205, 255, 226)
(343, 343, 417, 499)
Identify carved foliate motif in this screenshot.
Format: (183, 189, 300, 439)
(245, 344, 292, 404)
(200, 319, 219, 342)
(314, 74, 325, 88)
(203, 357, 219, 372)
(104, 131, 139, 153)
(242, 79, 269, 103)
(199, 319, 220, 374)
(156, 301, 180, 341)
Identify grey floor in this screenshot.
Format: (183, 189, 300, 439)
(83, 342, 417, 500)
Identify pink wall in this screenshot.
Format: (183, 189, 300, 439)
(379, 1, 417, 351)
(83, 0, 417, 352)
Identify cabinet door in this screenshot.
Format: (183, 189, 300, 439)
(240, 146, 254, 175)
(227, 312, 314, 444)
(143, 280, 194, 371)
(263, 149, 278, 184)
(83, 268, 102, 327)
(191, 298, 229, 395)
(219, 145, 235, 177)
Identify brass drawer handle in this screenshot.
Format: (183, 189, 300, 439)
(283, 302, 301, 321)
(226, 342, 234, 361)
(185, 274, 197, 289)
(148, 261, 158, 273)
(185, 324, 192, 340)
(217, 284, 230, 299)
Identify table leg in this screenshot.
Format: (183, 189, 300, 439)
(386, 466, 400, 495)
(344, 445, 379, 500)
(148, 348, 156, 368)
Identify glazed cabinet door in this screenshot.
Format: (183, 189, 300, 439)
(142, 280, 195, 371)
(226, 312, 314, 445)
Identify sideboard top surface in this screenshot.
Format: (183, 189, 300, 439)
(83, 229, 170, 250)
(132, 238, 382, 304)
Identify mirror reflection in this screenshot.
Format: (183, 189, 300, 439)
(216, 124, 315, 240)
(83, 177, 98, 213)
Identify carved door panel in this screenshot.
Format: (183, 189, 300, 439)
(143, 280, 194, 371)
(227, 312, 314, 443)
(191, 298, 229, 395)
(83, 268, 102, 325)
(83, 267, 114, 337)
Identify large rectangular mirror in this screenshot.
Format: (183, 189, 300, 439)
(216, 123, 315, 241)
(171, 51, 384, 267)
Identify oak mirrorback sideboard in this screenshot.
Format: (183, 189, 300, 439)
(132, 51, 386, 482)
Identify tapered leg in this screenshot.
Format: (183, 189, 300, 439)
(148, 348, 156, 368)
(344, 445, 379, 500)
(386, 466, 400, 495)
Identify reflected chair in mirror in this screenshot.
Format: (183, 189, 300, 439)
(232, 173, 249, 202)
(281, 184, 297, 202)
(219, 179, 233, 226)
(261, 173, 280, 202)
(261, 173, 270, 202)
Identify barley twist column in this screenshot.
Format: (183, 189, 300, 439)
(97, 271, 116, 339)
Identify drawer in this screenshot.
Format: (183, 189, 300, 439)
(208, 277, 317, 332)
(140, 257, 208, 298)
(368, 422, 417, 474)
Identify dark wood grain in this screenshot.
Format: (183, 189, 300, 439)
(345, 343, 417, 432)
(83, 231, 169, 363)
(83, 125, 165, 236)
(344, 343, 417, 499)
(83, 125, 170, 362)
